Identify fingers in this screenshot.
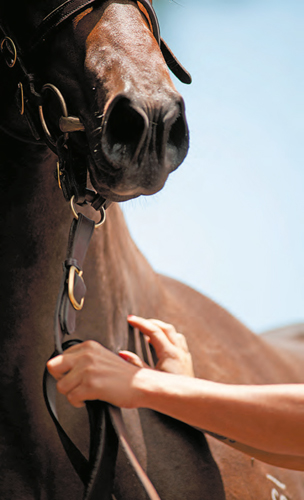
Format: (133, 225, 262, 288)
(63, 385, 87, 408)
(47, 340, 142, 409)
(47, 341, 93, 380)
(47, 341, 104, 406)
(150, 320, 189, 352)
(174, 332, 189, 351)
(47, 354, 72, 380)
(127, 315, 190, 354)
(47, 355, 85, 408)
(127, 316, 172, 359)
(119, 351, 148, 368)
(147, 319, 180, 345)
(127, 315, 194, 377)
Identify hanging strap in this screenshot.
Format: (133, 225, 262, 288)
(45, 210, 161, 499)
(43, 346, 161, 500)
(43, 340, 119, 500)
(53, 213, 95, 352)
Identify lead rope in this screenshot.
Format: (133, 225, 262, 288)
(43, 207, 161, 500)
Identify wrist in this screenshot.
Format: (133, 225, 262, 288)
(132, 367, 175, 410)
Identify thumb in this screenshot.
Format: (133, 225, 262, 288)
(119, 351, 148, 368)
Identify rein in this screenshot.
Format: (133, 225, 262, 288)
(0, 1, 190, 498)
(43, 210, 161, 500)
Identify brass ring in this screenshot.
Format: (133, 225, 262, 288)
(0, 37, 17, 68)
(56, 161, 62, 190)
(38, 84, 69, 146)
(70, 195, 106, 229)
(18, 82, 24, 115)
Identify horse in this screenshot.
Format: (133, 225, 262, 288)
(0, 0, 304, 499)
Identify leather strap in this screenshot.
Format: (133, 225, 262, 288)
(43, 340, 119, 500)
(28, 0, 191, 83)
(29, 0, 102, 52)
(43, 344, 161, 500)
(29, 0, 160, 52)
(160, 39, 191, 85)
(109, 406, 161, 500)
(48, 210, 161, 499)
(54, 213, 95, 353)
(1, 0, 191, 84)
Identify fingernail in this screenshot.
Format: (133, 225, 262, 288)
(119, 351, 132, 361)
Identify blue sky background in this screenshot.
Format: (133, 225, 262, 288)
(121, 0, 304, 333)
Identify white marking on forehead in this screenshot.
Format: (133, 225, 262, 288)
(266, 474, 286, 490)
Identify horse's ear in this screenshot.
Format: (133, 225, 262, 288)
(160, 39, 192, 84)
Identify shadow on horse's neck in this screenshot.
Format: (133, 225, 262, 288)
(0, 129, 161, 353)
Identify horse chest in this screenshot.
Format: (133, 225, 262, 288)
(208, 439, 304, 500)
(112, 409, 225, 500)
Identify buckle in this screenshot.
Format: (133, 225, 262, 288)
(68, 265, 84, 311)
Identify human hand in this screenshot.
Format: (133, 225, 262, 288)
(125, 315, 194, 377)
(47, 340, 141, 409)
(46, 316, 194, 410)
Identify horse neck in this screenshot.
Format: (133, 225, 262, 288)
(81, 203, 162, 351)
(0, 131, 160, 357)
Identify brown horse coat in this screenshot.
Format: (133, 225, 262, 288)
(0, 0, 304, 498)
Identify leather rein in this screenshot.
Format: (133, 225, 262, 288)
(44, 211, 162, 500)
(1, 1, 192, 499)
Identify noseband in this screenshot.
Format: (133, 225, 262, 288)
(25, 0, 191, 84)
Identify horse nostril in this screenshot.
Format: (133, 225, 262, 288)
(102, 97, 148, 166)
(168, 113, 187, 154)
(99, 94, 189, 189)
(164, 104, 189, 171)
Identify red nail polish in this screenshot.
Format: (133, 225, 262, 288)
(119, 352, 130, 361)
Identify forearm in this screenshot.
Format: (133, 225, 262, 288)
(203, 432, 304, 470)
(47, 327, 304, 470)
(133, 369, 304, 458)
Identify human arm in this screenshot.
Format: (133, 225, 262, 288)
(133, 367, 304, 469)
(126, 316, 304, 467)
(47, 316, 304, 470)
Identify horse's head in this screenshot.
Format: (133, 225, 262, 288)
(0, 0, 190, 202)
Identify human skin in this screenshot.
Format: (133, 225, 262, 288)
(47, 315, 304, 471)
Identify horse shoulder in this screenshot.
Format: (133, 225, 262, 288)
(154, 275, 304, 499)
(155, 274, 304, 384)
(261, 324, 304, 378)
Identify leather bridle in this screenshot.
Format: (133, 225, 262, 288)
(1, 1, 192, 499)
(0, 0, 191, 202)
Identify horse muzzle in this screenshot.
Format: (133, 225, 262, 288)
(84, 91, 189, 200)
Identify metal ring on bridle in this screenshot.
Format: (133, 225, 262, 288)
(70, 195, 106, 229)
(0, 36, 17, 68)
(38, 84, 69, 146)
